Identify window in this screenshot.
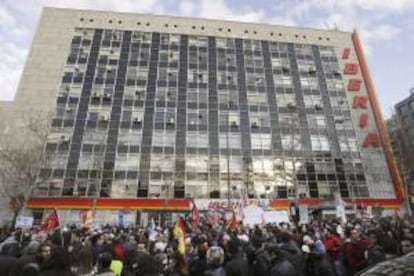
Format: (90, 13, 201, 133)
(186, 155, 209, 172)
(115, 153, 140, 170)
(334, 117, 353, 130)
(276, 94, 296, 108)
(249, 111, 271, 128)
(217, 52, 236, 67)
(319, 46, 336, 58)
(150, 154, 175, 171)
(118, 129, 142, 146)
(274, 75, 292, 87)
(339, 137, 358, 152)
(152, 130, 176, 147)
(220, 156, 243, 172)
(246, 72, 265, 87)
(156, 87, 177, 102)
(326, 79, 344, 90)
(330, 97, 349, 112)
(311, 135, 330, 151)
(216, 38, 235, 49)
(244, 55, 264, 68)
(300, 77, 319, 89)
(279, 114, 300, 128)
(187, 131, 209, 148)
(303, 95, 323, 109)
(218, 89, 238, 105)
(251, 133, 272, 150)
(83, 129, 107, 144)
(158, 68, 178, 82)
(219, 133, 241, 149)
(281, 134, 302, 151)
(187, 109, 208, 125)
(188, 69, 207, 84)
(188, 36, 208, 47)
(217, 71, 237, 85)
(219, 111, 240, 126)
(307, 115, 327, 128)
(154, 107, 175, 125)
(247, 91, 267, 105)
(187, 88, 208, 104)
(271, 57, 289, 69)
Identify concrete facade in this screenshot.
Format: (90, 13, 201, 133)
(0, 7, 403, 224)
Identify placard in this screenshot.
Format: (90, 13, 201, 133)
(15, 216, 34, 229)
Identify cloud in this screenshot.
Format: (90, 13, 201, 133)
(0, 0, 413, 102)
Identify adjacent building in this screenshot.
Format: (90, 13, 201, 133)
(1, 8, 404, 224)
(388, 89, 414, 209)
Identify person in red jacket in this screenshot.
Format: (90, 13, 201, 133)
(323, 228, 345, 276)
(345, 229, 369, 275)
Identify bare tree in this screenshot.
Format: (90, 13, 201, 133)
(0, 111, 51, 225)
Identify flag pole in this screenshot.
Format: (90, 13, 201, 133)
(55, 209, 64, 247)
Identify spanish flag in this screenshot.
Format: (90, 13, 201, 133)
(173, 217, 186, 255)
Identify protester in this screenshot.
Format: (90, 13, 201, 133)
(1, 208, 414, 276)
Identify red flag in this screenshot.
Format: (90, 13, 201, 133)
(191, 203, 200, 230)
(229, 207, 238, 230)
(41, 209, 60, 232)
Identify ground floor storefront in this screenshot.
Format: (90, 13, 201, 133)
(25, 196, 404, 227)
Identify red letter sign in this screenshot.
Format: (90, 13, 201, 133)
(344, 63, 358, 75)
(348, 79, 362, 92)
(359, 113, 368, 128)
(362, 133, 380, 148)
(353, 96, 368, 109)
(342, 48, 351, 59)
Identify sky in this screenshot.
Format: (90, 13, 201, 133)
(1, 0, 413, 118)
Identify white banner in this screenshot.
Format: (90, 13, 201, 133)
(15, 216, 34, 229)
(194, 199, 269, 211)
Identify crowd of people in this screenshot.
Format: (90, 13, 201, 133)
(0, 212, 414, 276)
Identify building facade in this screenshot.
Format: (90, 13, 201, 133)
(1, 8, 403, 224)
(388, 89, 414, 209)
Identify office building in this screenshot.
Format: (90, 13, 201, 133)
(0, 8, 404, 224)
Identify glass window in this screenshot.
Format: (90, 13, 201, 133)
(281, 134, 302, 151)
(186, 131, 209, 148)
(249, 111, 271, 128)
(274, 75, 292, 87)
(219, 111, 240, 126)
(339, 137, 358, 152)
(187, 109, 208, 125)
(219, 133, 242, 149)
(300, 77, 319, 89)
(307, 114, 327, 128)
(187, 88, 208, 104)
(154, 107, 175, 125)
(279, 114, 300, 128)
(152, 130, 176, 147)
(150, 154, 175, 171)
(246, 72, 265, 86)
(303, 95, 323, 108)
(220, 156, 243, 172)
(217, 71, 237, 85)
(311, 135, 330, 151)
(114, 153, 140, 170)
(276, 94, 296, 108)
(251, 133, 272, 150)
(156, 87, 177, 102)
(118, 129, 142, 146)
(188, 69, 208, 84)
(218, 89, 238, 105)
(247, 92, 267, 105)
(186, 155, 209, 172)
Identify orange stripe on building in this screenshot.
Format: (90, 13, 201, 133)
(352, 30, 404, 204)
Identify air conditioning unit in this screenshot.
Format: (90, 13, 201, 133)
(60, 135, 70, 143)
(308, 66, 316, 74)
(251, 122, 259, 128)
(99, 115, 110, 121)
(287, 102, 296, 109)
(282, 66, 290, 72)
(66, 107, 73, 113)
(133, 117, 142, 123)
(333, 70, 341, 76)
(65, 86, 70, 92)
(92, 92, 102, 99)
(103, 93, 111, 99)
(168, 118, 175, 124)
(185, 192, 194, 198)
(334, 117, 344, 123)
(314, 104, 323, 110)
(231, 121, 238, 127)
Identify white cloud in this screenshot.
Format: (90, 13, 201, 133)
(0, 0, 413, 101)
